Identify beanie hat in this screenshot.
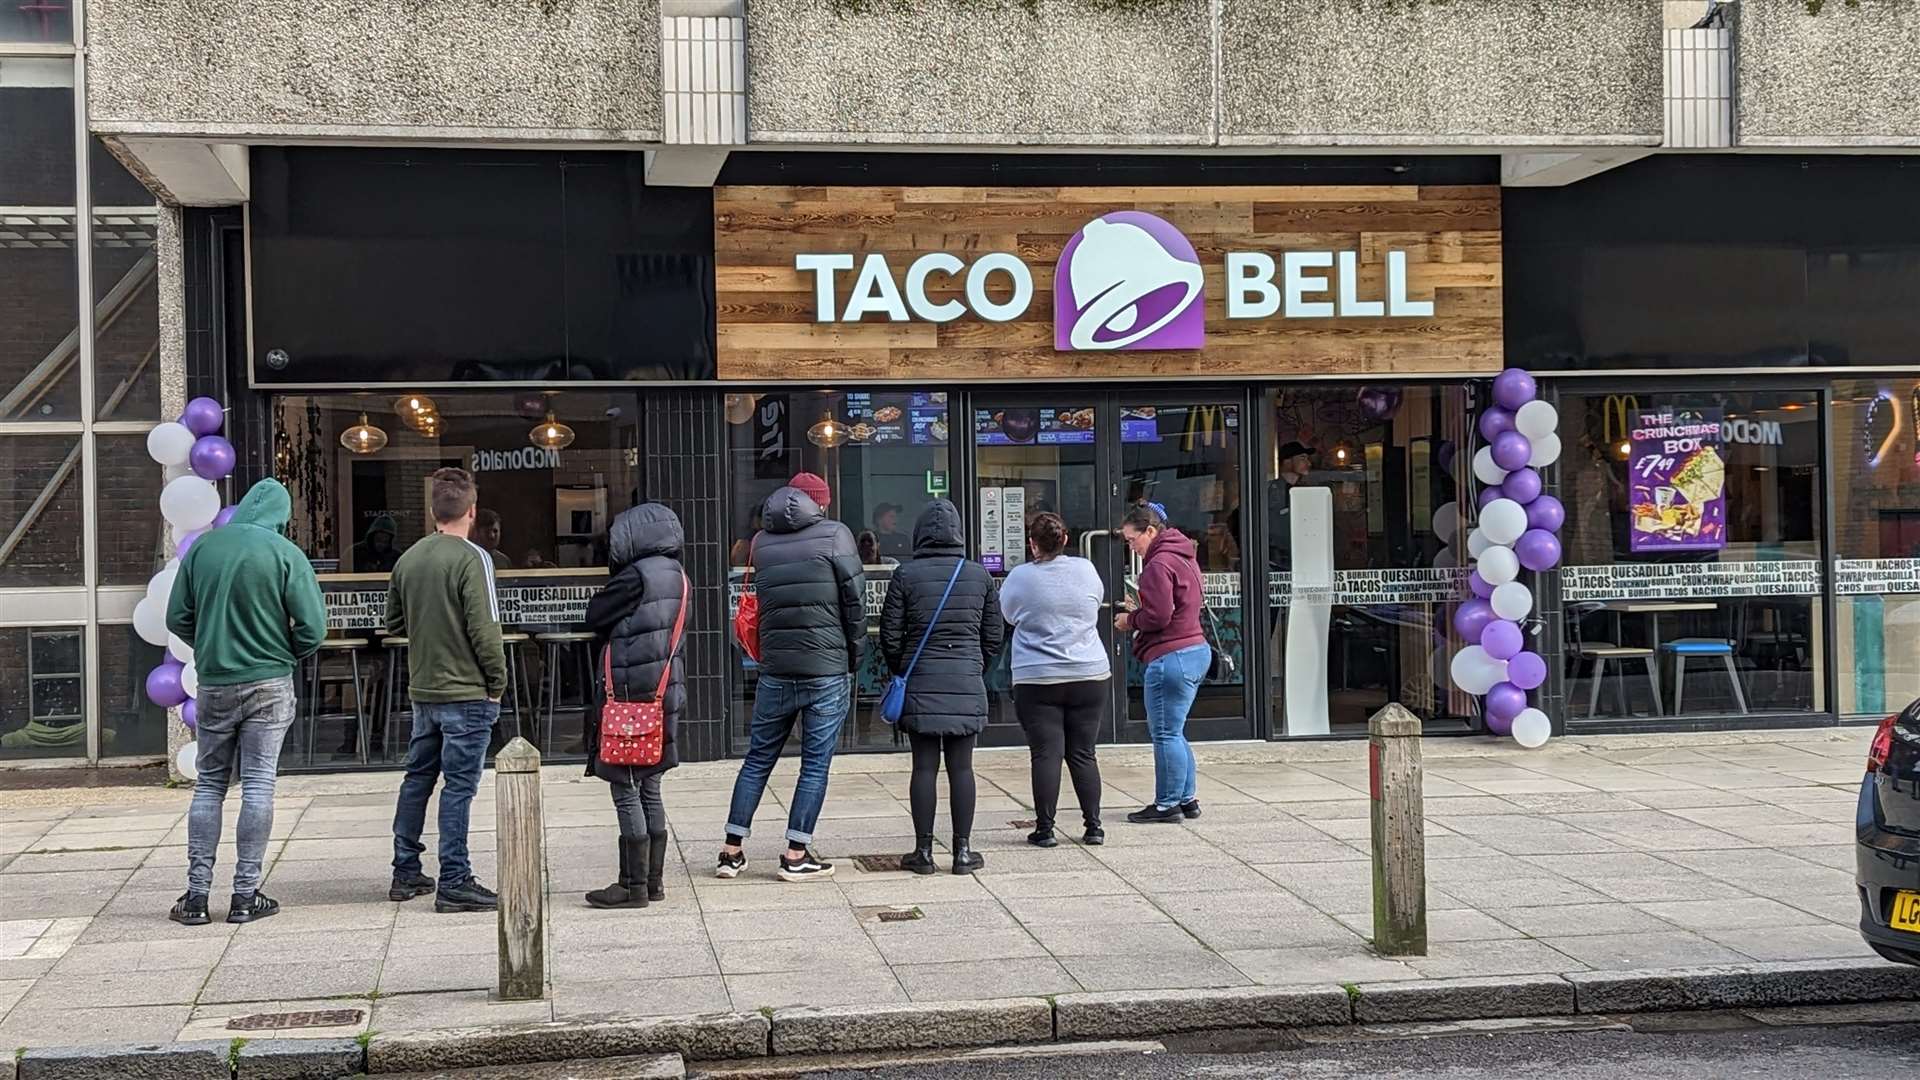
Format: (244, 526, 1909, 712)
(789, 471, 832, 510)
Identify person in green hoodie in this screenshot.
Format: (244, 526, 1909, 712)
(164, 478, 327, 927)
(385, 467, 507, 914)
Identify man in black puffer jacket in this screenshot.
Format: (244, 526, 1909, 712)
(719, 473, 865, 883)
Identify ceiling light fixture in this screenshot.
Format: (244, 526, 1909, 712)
(530, 410, 575, 451)
(807, 412, 848, 449)
(340, 414, 388, 455)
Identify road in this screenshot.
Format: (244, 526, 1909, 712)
(714, 1012, 1920, 1080)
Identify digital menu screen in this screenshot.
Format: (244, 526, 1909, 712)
(842, 391, 948, 447)
(973, 406, 1164, 446)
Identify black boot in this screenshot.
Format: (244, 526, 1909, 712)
(899, 834, 937, 876)
(585, 839, 646, 909)
(951, 837, 985, 875)
(646, 833, 668, 903)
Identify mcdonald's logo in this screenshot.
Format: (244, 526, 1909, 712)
(1182, 405, 1231, 451)
(1602, 395, 1638, 456)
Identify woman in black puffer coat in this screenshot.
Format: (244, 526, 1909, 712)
(879, 500, 1004, 875)
(581, 502, 688, 909)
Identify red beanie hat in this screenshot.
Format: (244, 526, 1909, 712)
(789, 471, 831, 509)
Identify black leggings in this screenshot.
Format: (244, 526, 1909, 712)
(1014, 680, 1106, 831)
(908, 731, 977, 839)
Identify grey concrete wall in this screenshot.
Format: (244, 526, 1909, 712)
(746, 0, 1215, 145)
(87, 0, 661, 142)
(1738, 0, 1920, 146)
(1220, 0, 1664, 145)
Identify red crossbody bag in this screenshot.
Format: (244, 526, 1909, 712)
(598, 574, 688, 769)
(732, 536, 762, 661)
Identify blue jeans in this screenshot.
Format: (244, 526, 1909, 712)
(392, 700, 497, 888)
(1144, 644, 1209, 809)
(725, 674, 851, 846)
(187, 676, 297, 895)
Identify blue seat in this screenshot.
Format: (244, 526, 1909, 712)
(1661, 639, 1746, 713)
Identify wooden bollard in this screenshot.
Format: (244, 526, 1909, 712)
(1368, 703, 1426, 956)
(494, 737, 545, 1001)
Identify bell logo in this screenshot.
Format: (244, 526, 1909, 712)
(1054, 212, 1204, 352)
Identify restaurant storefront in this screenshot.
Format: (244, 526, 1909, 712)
(6, 147, 1916, 770)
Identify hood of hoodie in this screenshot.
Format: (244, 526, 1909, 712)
(1144, 526, 1197, 566)
(609, 501, 684, 569)
(911, 499, 964, 554)
(229, 478, 292, 532)
(762, 486, 826, 535)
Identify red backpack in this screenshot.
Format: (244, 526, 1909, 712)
(598, 574, 688, 768)
(732, 536, 762, 662)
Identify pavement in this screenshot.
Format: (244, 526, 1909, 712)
(0, 724, 1896, 1056)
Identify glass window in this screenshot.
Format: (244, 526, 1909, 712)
(1831, 377, 1920, 717)
(96, 433, 169, 586)
(1266, 386, 1473, 734)
(0, 433, 83, 587)
(1, 59, 80, 421)
(0, 0, 70, 42)
(725, 389, 953, 751)
(1558, 389, 1823, 719)
(100, 623, 167, 757)
(0, 625, 86, 760)
(92, 138, 162, 421)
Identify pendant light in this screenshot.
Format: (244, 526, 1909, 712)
(394, 394, 437, 431)
(340, 413, 388, 454)
(530, 410, 575, 451)
(807, 411, 848, 449)
(414, 409, 443, 439)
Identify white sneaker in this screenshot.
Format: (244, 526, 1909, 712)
(777, 849, 834, 882)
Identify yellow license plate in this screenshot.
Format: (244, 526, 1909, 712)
(1893, 891, 1920, 934)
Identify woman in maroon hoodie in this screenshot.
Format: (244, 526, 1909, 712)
(1113, 503, 1210, 824)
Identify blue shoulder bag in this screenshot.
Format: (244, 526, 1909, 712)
(880, 558, 965, 725)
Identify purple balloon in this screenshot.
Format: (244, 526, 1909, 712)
(1469, 570, 1495, 599)
(175, 528, 207, 559)
(1485, 711, 1515, 737)
(1453, 598, 1496, 645)
(1493, 368, 1537, 411)
(1525, 494, 1566, 533)
(212, 506, 238, 528)
(1515, 528, 1563, 572)
(181, 697, 198, 730)
(146, 662, 188, 709)
(1435, 440, 1457, 478)
(1485, 681, 1528, 723)
(1502, 466, 1542, 505)
(1476, 484, 1505, 510)
(1507, 651, 1548, 691)
(1358, 386, 1401, 421)
(1477, 407, 1516, 442)
(1492, 430, 1533, 472)
(1482, 619, 1524, 661)
(189, 435, 236, 481)
(180, 396, 225, 437)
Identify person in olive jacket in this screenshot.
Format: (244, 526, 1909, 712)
(879, 500, 1004, 875)
(581, 503, 688, 909)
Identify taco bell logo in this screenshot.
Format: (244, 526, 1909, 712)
(1054, 212, 1204, 351)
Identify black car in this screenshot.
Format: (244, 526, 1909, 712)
(1857, 697, 1920, 965)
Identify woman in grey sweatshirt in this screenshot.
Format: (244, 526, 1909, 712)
(997, 512, 1109, 847)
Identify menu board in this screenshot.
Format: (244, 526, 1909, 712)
(972, 406, 1163, 446)
(1629, 408, 1727, 553)
(843, 391, 949, 447)
(980, 486, 1004, 572)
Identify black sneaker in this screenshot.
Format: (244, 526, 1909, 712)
(1126, 803, 1184, 824)
(777, 849, 834, 882)
(435, 878, 499, 913)
(1180, 799, 1203, 820)
(715, 850, 747, 879)
(1082, 826, 1106, 846)
(226, 892, 279, 925)
(1027, 829, 1058, 848)
(169, 891, 210, 926)
(389, 871, 436, 902)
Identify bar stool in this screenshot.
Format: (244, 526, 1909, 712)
(1665, 639, 1748, 715)
(304, 637, 370, 764)
(380, 636, 411, 763)
(500, 632, 531, 741)
(535, 631, 597, 754)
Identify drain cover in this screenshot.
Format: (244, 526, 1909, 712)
(875, 908, 924, 923)
(851, 853, 904, 873)
(227, 1008, 364, 1032)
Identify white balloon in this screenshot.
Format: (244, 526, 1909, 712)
(174, 742, 198, 780)
(1451, 645, 1501, 695)
(1472, 446, 1508, 487)
(1433, 501, 1460, 544)
(1480, 498, 1529, 546)
(1512, 707, 1552, 749)
(1527, 433, 1562, 469)
(133, 596, 169, 647)
(163, 462, 194, 483)
(1433, 545, 1457, 569)
(168, 633, 195, 664)
(147, 565, 179, 606)
(1467, 528, 1492, 558)
(1479, 544, 1521, 585)
(1491, 580, 1534, 621)
(180, 663, 199, 697)
(1515, 400, 1559, 441)
(146, 422, 197, 466)
(160, 475, 221, 531)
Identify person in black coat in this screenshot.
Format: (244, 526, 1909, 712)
(581, 502, 688, 909)
(879, 500, 1004, 875)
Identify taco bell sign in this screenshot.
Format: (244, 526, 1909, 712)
(794, 210, 1433, 352)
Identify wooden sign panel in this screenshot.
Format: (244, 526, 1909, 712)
(714, 185, 1502, 382)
